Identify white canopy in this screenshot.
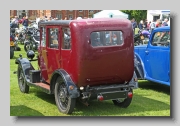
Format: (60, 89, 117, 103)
(93, 10, 129, 19)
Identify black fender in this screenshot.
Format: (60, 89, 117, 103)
(128, 71, 138, 89)
(50, 69, 80, 98)
(15, 57, 35, 80)
(134, 53, 145, 79)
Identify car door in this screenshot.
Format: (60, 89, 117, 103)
(39, 26, 62, 83)
(144, 31, 170, 82)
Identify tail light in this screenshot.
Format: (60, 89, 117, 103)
(128, 92, 133, 98)
(97, 95, 104, 101)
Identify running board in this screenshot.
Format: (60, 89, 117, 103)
(26, 79, 51, 94)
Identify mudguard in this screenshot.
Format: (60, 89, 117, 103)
(15, 57, 35, 80)
(50, 69, 80, 98)
(134, 54, 145, 79)
(128, 71, 138, 89)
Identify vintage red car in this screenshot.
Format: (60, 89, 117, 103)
(15, 18, 138, 114)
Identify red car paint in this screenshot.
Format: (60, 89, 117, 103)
(38, 18, 134, 87)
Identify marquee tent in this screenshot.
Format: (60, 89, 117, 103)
(93, 10, 129, 19)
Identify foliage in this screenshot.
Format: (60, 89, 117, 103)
(121, 10, 147, 23)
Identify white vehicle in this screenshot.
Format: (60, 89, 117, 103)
(147, 10, 170, 26)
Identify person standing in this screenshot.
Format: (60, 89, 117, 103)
(10, 16, 19, 29)
(156, 19, 162, 28)
(138, 20, 144, 30)
(132, 18, 137, 34)
(147, 21, 151, 32)
(143, 19, 148, 29)
(22, 16, 29, 30)
(150, 20, 156, 33)
(162, 18, 169, 26)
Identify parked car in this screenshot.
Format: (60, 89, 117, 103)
(134, 26, 170, 86)
(15, 18, 138, 114)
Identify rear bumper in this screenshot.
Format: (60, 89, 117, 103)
(82, 83, 134, 100)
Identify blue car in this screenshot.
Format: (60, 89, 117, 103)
(134, 26, 170, 86)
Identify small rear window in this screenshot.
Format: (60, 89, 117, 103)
(90, 31, 124, 47)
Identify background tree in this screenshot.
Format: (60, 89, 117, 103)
(121, 10, 147, 24)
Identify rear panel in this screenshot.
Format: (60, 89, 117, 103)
(70, 19, 134, 87)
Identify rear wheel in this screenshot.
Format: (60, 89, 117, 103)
(54, 76, 76, 114)
(17, 65, 29, 93)
(112, 89, 133, 108)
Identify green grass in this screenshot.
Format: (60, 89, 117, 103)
(10, 45, 170, 116)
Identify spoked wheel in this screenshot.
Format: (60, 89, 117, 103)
(112, 89, 133, 108)
(54, 76, 76, 114)
(17, 66, 29, 93)
(24, 43, 32, 52)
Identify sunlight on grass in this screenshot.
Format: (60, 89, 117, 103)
(10, 45, 170, 116)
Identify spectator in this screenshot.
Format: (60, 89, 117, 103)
(156, 19, 162, 28)
(10, 16, 19, 29)
(48, 17, 52, 21)
(150, 20, 156, 33)
(138, 20, 144, 30)
(36, 17, 40, 25)
(132, 18, 137, 34)
(162, 18, 169, 26)
(22, 16, 29, 30)
(143, 19, 148, 29)
(147, 21, 151, 31)
(37, 18, 44, 28)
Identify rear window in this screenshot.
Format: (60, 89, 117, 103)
(90, 31, 124, 47)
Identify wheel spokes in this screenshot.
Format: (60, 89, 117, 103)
(58, 84, 69, 110)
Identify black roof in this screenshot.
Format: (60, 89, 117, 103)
(39, 20, 72, 26)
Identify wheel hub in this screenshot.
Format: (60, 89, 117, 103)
(59, 89, 66, 102)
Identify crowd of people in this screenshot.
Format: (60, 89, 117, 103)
(10, 15, 87, 30)
(131, 18, 169, 34)
(10, 15, 170, 34)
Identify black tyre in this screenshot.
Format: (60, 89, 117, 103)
(112, 89, 133, 108)
(17, 65, 29, 93)
(54, 76, 76, 114)
(24, 42, 32, 52)
(10, 47, 14, 59)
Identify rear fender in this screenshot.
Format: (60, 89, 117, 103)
(50, 69, 80, 98)
(134, 53, 145, 79)
(128, 71, 138, 89)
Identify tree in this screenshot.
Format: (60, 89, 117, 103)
(121, 10, 147, 24)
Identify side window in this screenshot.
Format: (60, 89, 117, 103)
(62, 28, 71, 49)
(90, 31, 124, 47)
(152, 31, 170, 47)
(41, 27, 46, 47)
(48, 28, 59, 49)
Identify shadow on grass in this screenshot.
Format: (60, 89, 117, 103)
(34, 91, 56, 105)
(70, 93, 170, 116)
(32, 89, 170, 116)
(138, 80, 170, 95)
(10, 105, 44, 116)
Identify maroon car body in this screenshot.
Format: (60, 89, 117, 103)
(15, 18, 138, 114)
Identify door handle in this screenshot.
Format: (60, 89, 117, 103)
(145, 50, 149, 54)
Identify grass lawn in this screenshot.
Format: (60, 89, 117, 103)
(10, 45, 170, 116)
